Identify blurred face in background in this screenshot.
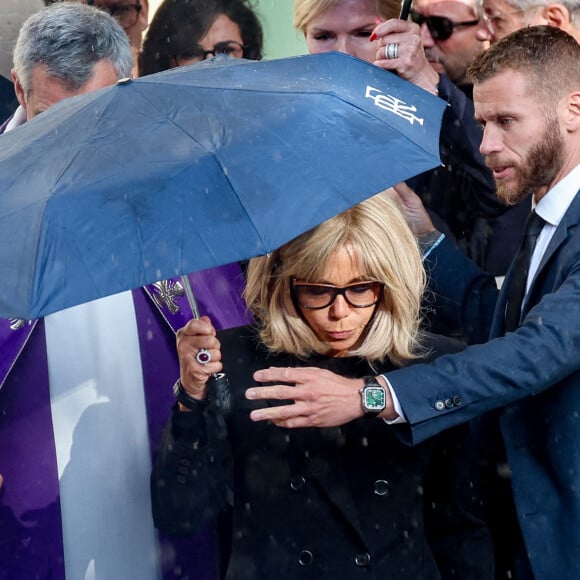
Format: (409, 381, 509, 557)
(91, 0, 149, 50)
(412, 0, 486, 85)
(477, 0, 545, 43)
(302, 0, 381, 63)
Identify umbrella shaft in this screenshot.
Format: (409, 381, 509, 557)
(181, 275, 201, 319)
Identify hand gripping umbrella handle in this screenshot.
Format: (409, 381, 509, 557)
(180, 275, 232, 417)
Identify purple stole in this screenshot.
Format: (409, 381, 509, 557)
(0, 264, 250, 579)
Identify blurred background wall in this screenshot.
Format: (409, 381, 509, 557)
(0, 0, 43, 79)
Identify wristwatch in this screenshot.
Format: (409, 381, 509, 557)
(359, 376, 386, 416)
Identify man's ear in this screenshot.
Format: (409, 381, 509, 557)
(567, 91, 580, 132)
(11, 69, 27, 111)
(542, 3, 571, 28)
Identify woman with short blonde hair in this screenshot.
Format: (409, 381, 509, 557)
(152, 193, 492, 579)
(245, 193, 424, 364)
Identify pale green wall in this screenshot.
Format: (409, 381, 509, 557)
(253, 0, 307, 59)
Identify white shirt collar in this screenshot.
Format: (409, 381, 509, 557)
(534, 163, 580, 227)
(4, 105, 27, 132)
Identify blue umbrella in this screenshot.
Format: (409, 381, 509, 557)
(0, 52, 445, 319)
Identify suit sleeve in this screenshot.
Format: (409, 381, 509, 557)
(391, 254, 580, 444)
(423, 236, 499, 345)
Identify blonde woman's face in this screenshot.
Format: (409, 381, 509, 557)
(295, 246, 379, 357)
(303, 0, 380, 63)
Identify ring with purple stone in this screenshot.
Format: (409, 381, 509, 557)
(196, 349, 212, 365)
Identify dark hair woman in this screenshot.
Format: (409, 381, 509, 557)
(139, 0, 263, 76)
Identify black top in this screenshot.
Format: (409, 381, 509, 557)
(151, 326, 492, 580)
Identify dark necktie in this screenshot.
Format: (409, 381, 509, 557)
(505, 210, 545, 332)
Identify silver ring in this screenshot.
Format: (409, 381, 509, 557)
(196, 349, 212, 365)
(385, 42, 399, 60)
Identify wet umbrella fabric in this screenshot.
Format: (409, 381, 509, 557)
(0, 52, 445, 320)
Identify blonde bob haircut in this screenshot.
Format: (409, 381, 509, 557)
(244, 193, 425, 366)
(294, 0, 403, 33)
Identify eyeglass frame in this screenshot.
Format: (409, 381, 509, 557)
(174, 41, 245, 65)
(290, 279, 385, 310)
(410, 9, 480, 40)
(479, 8, 530, 34)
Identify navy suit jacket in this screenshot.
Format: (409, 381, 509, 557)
(389, 189, 580, 579)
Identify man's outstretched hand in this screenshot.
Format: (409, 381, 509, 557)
(247, 367, 396, 428)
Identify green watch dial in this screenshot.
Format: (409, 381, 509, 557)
(364, 386, 386, 410)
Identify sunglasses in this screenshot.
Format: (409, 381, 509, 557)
(410, 9, 480, 40)
(291, 280, 384, 310)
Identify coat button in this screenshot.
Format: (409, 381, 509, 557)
(373, 479, 390, 496)
(452, 395, 461, 406)
(444, 398, 454, 408)
(298, 549, 314, 566)
(355, 552, 371, 567)
(435, 400, 445, 411)
(290, 475, 306, 491)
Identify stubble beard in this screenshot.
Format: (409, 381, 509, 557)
(489, 117, 564, 206)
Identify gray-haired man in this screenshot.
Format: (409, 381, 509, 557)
(477, 0, 580, 43)
(5, 1, 132, 128)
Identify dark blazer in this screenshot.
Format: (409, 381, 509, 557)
(0, 75, 18, 125)
(389, 190, 580, 579)
(152, 327, 492, 580)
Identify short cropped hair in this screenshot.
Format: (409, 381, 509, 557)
(294, 0, 403, 33)
(491, 0, 580, 26)
(14, 3, 133, 95)
(244, 194, 425, 365)
(139, 0, 263, 76)
(467, 25, 580, 106)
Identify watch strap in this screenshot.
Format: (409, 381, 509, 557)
(173, 379, 209, 410)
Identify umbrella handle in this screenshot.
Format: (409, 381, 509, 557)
(181, 275, 201, 319)
(181, 275, 231, 416)
(399, 0, 412, 20)
(208, 372, 232, 418)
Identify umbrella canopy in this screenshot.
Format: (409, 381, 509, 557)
(0, 52, 445, 320)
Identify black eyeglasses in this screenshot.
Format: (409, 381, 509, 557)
(291, 280, 384, 310)
(410, 9, 479, 40)
(176, 41, 245, 64)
